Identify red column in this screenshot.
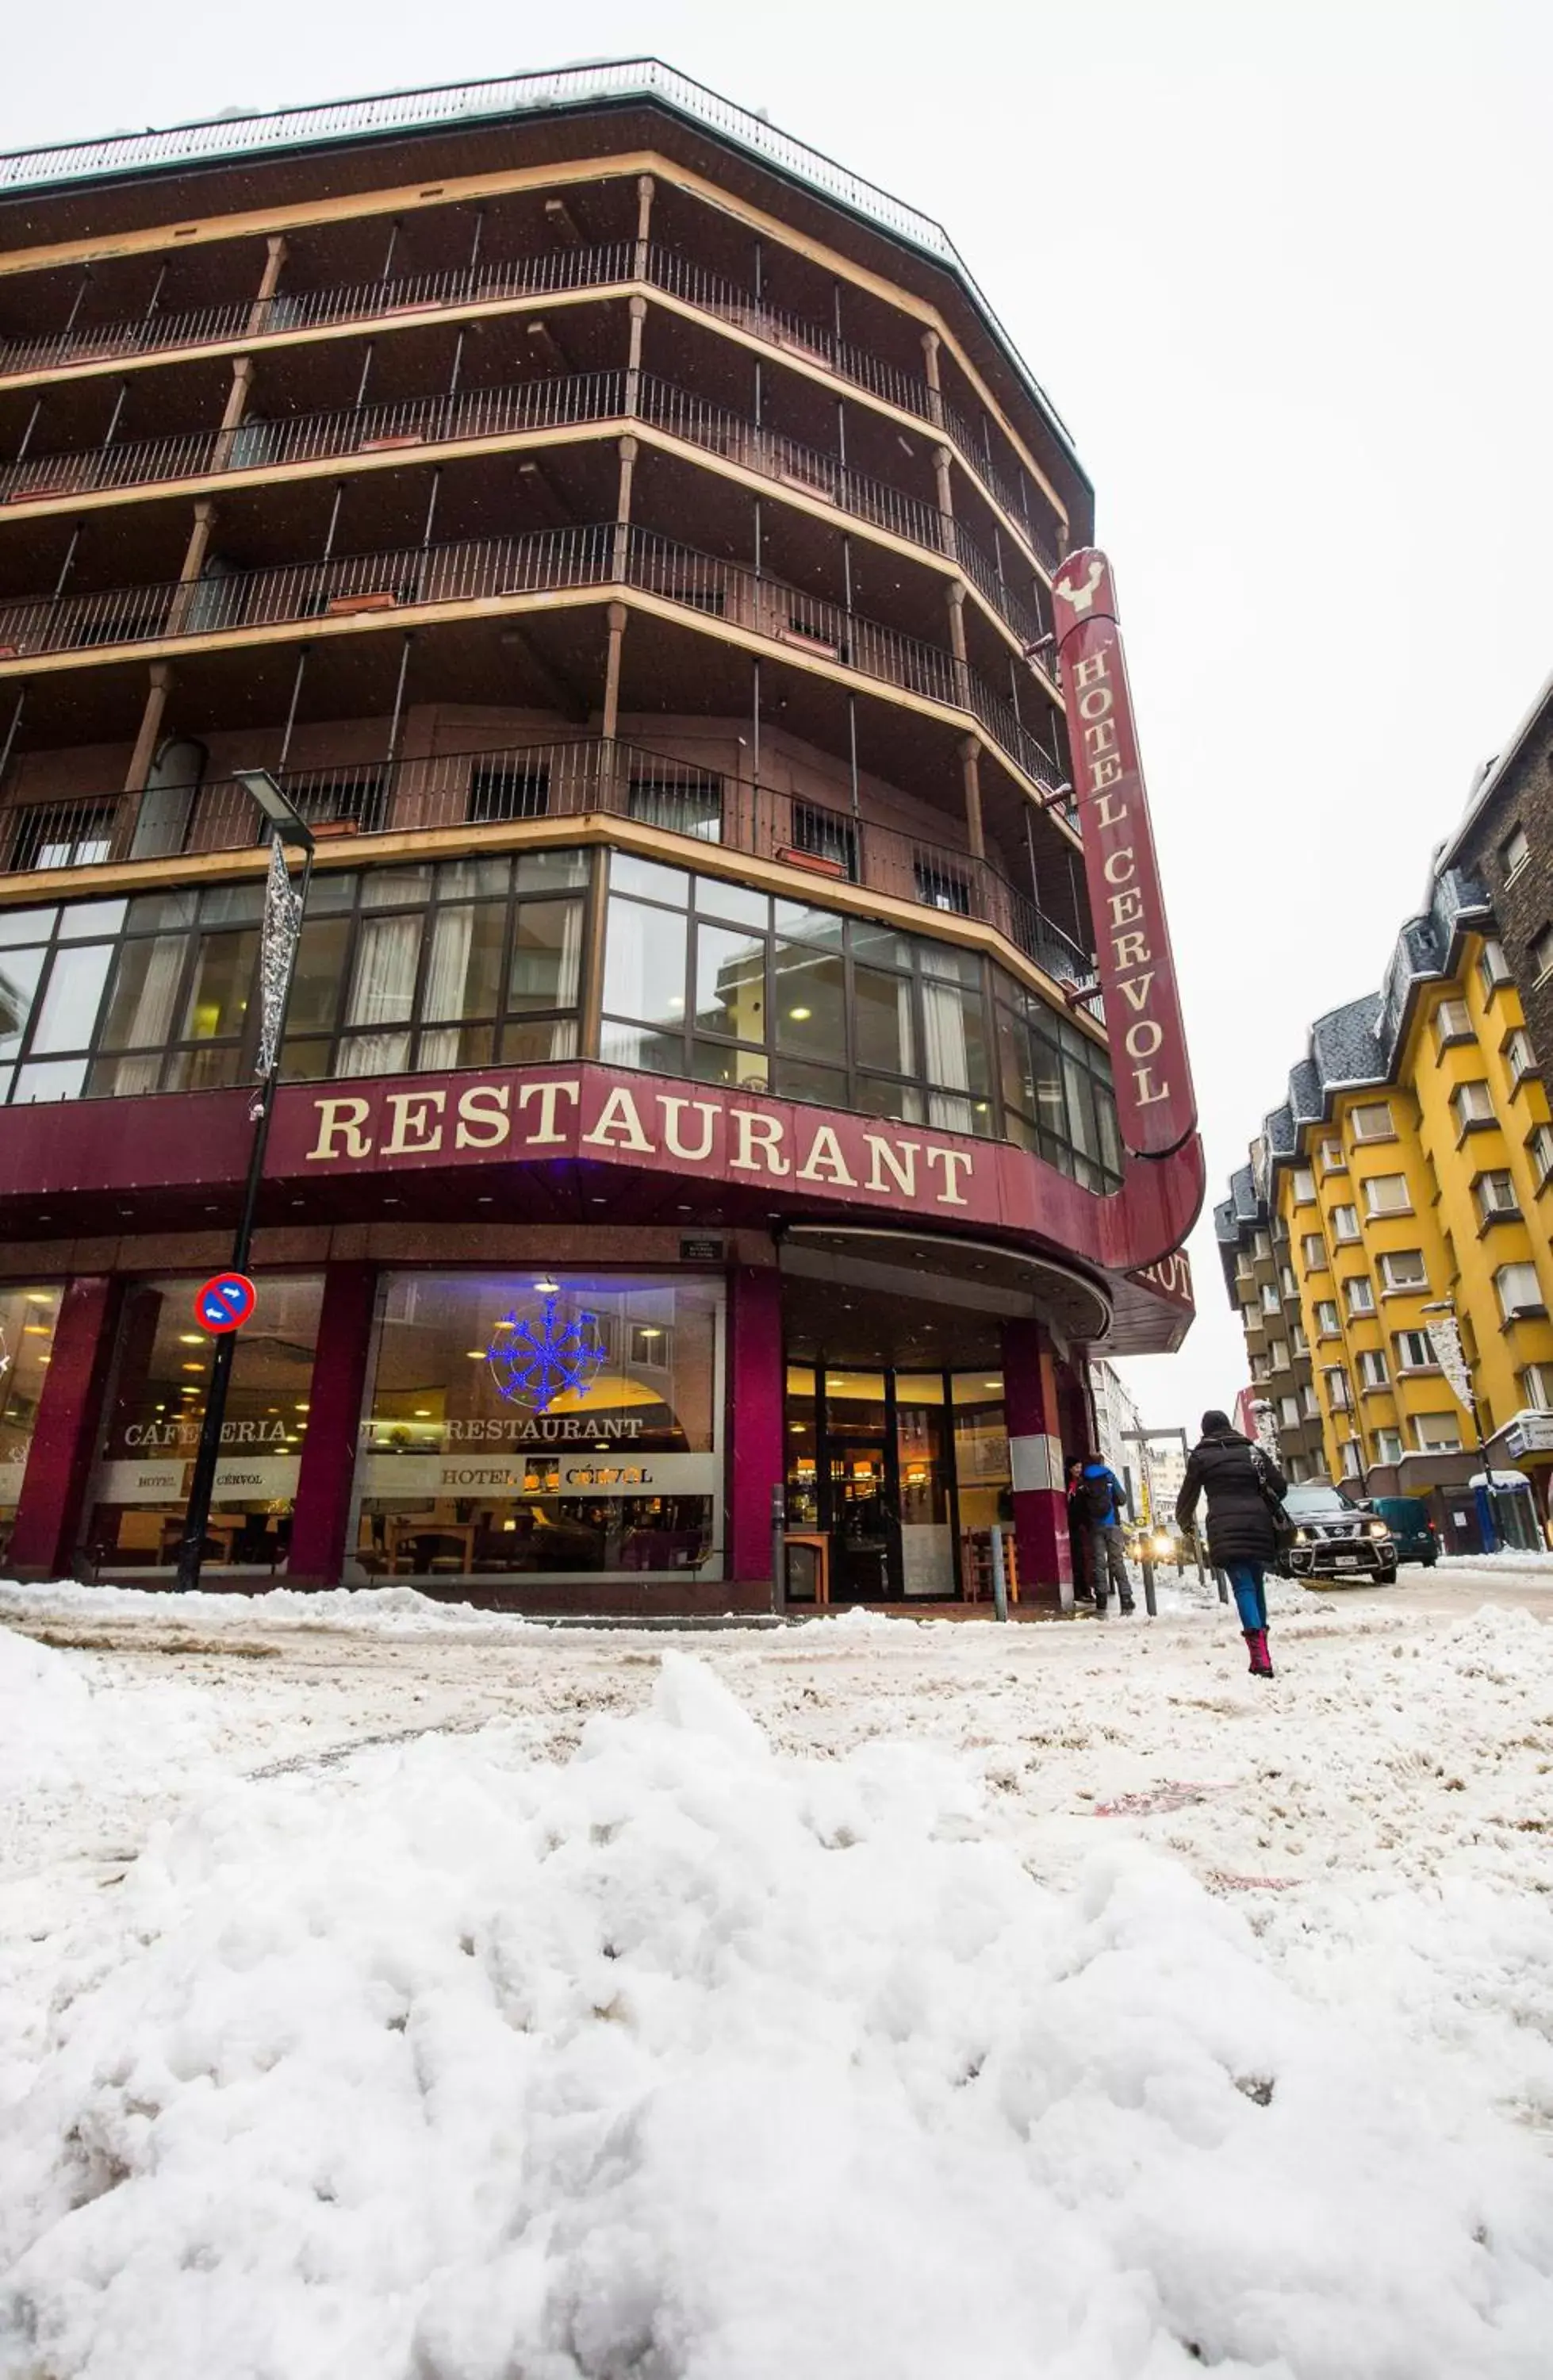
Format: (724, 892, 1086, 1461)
(727, 1265, 784, 1588)
(1001, 1317, 1072, 1611)
(10, 1274, 121, 1580)
(287, 1262, 377, 1586)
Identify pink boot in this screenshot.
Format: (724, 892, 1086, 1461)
(1242, 1629, 1260, 1674)
(1252, 1628, 1274, 1678)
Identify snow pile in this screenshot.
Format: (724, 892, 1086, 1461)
(0, 1578, 561, 1638)
(3, 1652, 1550, 2380)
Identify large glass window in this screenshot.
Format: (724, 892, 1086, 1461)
(85, 1274, 324, 1572)
(351, 1270, 725, 1582)
(0, 1283, 61, 1557)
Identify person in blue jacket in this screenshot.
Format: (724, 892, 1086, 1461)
(1079, 1455, 1135, 1616)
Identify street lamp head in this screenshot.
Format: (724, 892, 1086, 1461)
(236, 770, 314, 848)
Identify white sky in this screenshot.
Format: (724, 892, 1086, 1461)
(3, 0, 1550, 1438)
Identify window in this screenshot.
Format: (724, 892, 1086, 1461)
(1363, 1173, 1412, 1216)
(1285, 1454, 1309, 1485)
(1302, 1385, 1320, 1418)
(1290, 1322, 1308, 1354)
(1505, 1028, 1540, 1088)
(1320, 1138, 1346, 1173)
(0, 1284, 62, 1542)
(1357, 1348, 1390, 1390)
(1339, 1438, 1363, 1479)
(1279, 1395, 1300, 1427)
(913, 855, 972, 915)
(1474, 1170, 1520, 1223)
(1394, 1328, 1437, 1372)
(1414, 1414, 1463, 1453)
(1331, 1204, 1361, 1242)
(788, 801, 857, 881)
(627, 772, 723, 843)
(7, 802, 117, 872)
(1520, 1364, 1553, 1413)
(1260, 1281, 1280, 1314)
(1302, 1232, 1329, 1270)
(1434, 997, 1474, 1048)
(1532, 927, 1553, 985)
(1451, 1079, 1496, 1132)
(1375, 1429, 1404, 1465)
(1267, 1339, 1289, 1372)
(1344, 1276, 1376, 1315)
(1292, 1166, 1316, 1204)
(1279, 1264, 1297, 1299)
(1531, 1124, 1553, 1186)
(1315, 1300, 1340, 1336)
(1253, 1230, 1271, 1261)
(1479, 937, 1513, 992)
(1350, 1102, 1394, 1142)
(1501, 825, 1530, 885)
(288, 770, 388, 836)
(466, 758, 549, 823)
(1322, 1367, 1352, 1413)
(1379, 1249, 1427, 1292)
(1495, 1262, 1546, 1321)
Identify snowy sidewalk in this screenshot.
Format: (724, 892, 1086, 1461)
(2, 1577, 1551, 2378)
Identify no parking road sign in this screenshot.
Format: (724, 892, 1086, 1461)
(194, 1272, 258, 1334)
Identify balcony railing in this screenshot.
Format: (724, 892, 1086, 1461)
(0, 735, 1095, 989)
(0, 240, 1062, 576)
(0, 523, 1067, 800)
(0, 370, 1049, 655)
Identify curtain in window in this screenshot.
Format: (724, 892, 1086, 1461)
(417, 904, 475, 1069)
(104, 935, 185, 1094)
(339, 912, 420, 1073)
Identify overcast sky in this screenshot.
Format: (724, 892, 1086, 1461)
(4, 0, 1550, 1435)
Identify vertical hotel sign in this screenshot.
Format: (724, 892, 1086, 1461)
(1052, 550, 1196, 1157)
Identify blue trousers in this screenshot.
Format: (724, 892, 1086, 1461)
(1223, 1561, 1267, 1631)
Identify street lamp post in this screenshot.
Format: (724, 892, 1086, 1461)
(174, 774, 314, 1594)
(1423, 1298, 1500, 1553)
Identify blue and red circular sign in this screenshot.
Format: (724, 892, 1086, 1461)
(194, 1273, 257, 1334)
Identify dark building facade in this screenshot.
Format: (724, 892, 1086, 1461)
(0, 63, 1200, 1610)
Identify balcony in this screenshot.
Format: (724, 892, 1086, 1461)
(0, 245, 1061, 576)
(0, 524, 1068, 806)
(0, 734, 1095, 990)
(0, 370, 1053, 663)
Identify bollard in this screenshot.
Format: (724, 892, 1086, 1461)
(771, 1483, 787, 1618)
(1141, 1556, 1157, 1618)
(989, 1523, 1010, 1622)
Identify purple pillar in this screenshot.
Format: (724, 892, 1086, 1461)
(288, 1262, 377, 1585)
(727, 1265, 784, 1587)
(1001, 1316, 1072, 1610)
(10, 1274, 119, 1580)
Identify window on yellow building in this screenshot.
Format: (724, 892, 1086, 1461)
(1350, 1102, 1394, 1142)
(1414, 1414, 1463, 1453)
(1375, 1428, 1404, 1464)
(1501, 826, 1530, 885)
(1495, 1262, 1546, 1321)
(1505, 1028, 1540, 1088)
(1379, 1249, 1428, 1292)
(1332, 1204, 1361, 1242)
(1322, 1367, 1352, 1412)
(1292, 1166, 1316, 1203)
(1363, 1173, 1412, 1217)
(1394, 1327, 1437, 1371)
(1320, 1138, 1346, 1172)
(1344, 1276, 1376, 1315)
(1434, 998, 1474, 1049)
(1339, 1438, 1363, 1478)
(1302, 1232, 1329, 1269)
(1357, 1348, 1390, 1390)
(1451, 1080, 1497, 1133)
(1529, 1124, 1553, 1186)
(1314, 1299, 1340, 1336)
(1474, 1170, 1520, 1223)
(1520, 1365, 1553, 1412)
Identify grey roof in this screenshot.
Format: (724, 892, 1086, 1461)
(1229, 1165, 1260, 1224)
(0, 59, 1085, 489)
(1441, 669, 1553, 868)
(1288, 1058, 1323, 1124)
(1264, 1103, 1297, 1157)
(1310, 994, 1384, 1090)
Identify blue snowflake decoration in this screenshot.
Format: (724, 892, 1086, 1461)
(488, 1296, 607, 1414)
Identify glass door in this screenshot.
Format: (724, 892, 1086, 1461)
(822, 1369, 898, 1599)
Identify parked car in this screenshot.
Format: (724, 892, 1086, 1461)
(1368, 1495, 1439, 1568)
(1279, 1481, 1397, 1585)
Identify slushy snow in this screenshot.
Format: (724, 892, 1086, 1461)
(2, 1577, 1551, 2378)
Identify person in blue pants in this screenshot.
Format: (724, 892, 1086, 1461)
(1175, 1409, 1285, 1678)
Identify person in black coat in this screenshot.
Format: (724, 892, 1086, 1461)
(1175, 1408, 1286, 1677)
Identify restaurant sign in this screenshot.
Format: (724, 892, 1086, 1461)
(1052, 549, 1197, 1158)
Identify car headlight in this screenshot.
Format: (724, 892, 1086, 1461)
(1294, 1526, 1311, 1544)
(1366, 1522, 1388, 1539)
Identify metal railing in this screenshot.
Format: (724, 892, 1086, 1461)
(0, 236, 1064, 575)
(0, 733, 1094, 985)
(0, 521, 1065, 799)
(0, 367, 1048, 653)
(0, 60, 1080, 470)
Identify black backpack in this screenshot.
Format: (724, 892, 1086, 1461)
(1082, 1471, 1114, 1522)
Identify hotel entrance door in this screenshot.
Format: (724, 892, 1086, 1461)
(826, 1427, 897, 1600)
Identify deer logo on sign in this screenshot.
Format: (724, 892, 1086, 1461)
(1056, 555, 1106, 614)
